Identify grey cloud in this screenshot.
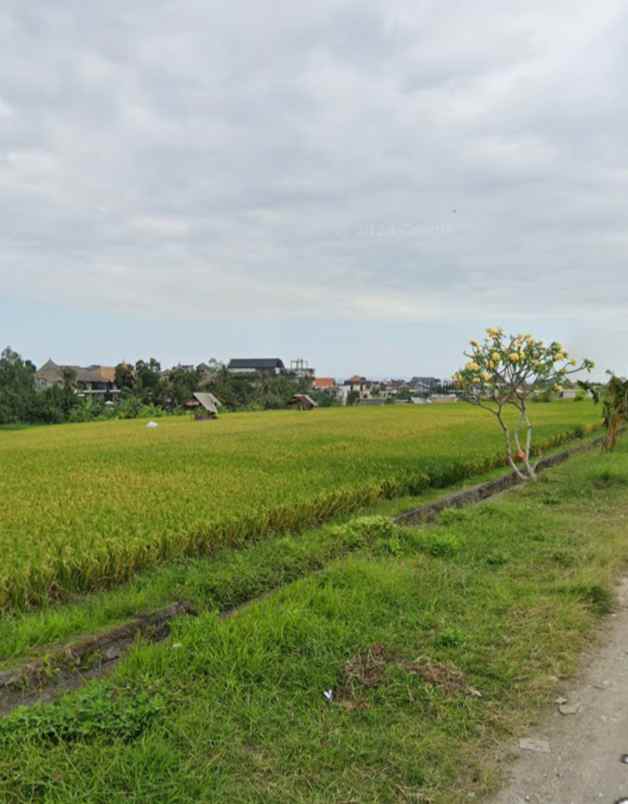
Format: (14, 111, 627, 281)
(1, 0, 627, 371)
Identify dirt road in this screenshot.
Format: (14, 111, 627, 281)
(490, 578, 628, 804)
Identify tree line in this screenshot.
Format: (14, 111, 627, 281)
(0, 348, 330, 426)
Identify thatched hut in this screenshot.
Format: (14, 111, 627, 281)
(189, 392, 222, 420)
(288, 394, 318, 411)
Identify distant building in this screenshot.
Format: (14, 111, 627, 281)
(312, 377, 336, 392)
(383, 379, 405, 395)
(337, 376, 390, 404)
(35, 359, 120, 400)
(346, 375, 371, 395)
(227, 358, 285, 376)
(338, 375, 376, 404)
(357, 397, 387, 406)
(410, 377, 442, 395)
(288, 359, 315, 379)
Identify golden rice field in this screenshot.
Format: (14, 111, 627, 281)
(1, 402, 598, 610)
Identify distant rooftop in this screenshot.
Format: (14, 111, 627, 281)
(228, 358, 285, 370)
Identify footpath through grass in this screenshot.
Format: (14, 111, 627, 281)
(0, 402, 597, 609)
(1, 439, 628, 803)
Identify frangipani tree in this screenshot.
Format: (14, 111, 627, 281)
(454, 328, 594, 480)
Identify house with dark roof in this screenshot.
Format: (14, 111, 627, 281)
(227, 358, 286, 376)
(410, 377, 443, 394)
(336, 375, 376, 405)
(35, 359, 120, 400)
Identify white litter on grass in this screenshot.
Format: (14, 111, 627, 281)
(323, 689, 334, 703)
(146, 421, 159, 429)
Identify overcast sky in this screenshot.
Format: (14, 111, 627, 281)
(1, 1, 626, 378)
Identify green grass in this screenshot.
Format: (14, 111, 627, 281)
(0, 402, 598, 609)
(0, 451, 537, 664)
(0, 514, 391, 663)
(0, 432, 597, 665)
(1, 438, 627, 803)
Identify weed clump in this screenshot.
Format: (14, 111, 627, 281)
(558, 582, 614, 615)
(0, 686, 164, 746)
(591, 469, 628, 489)
(330, 515, 397, 546)
(433, 627, 466, 648)
(412, 530, 462, 559)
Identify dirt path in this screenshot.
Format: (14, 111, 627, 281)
(489, 577, 628, 804)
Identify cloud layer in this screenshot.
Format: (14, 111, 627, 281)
(1, 1, 627, 371)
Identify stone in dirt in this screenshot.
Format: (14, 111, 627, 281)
(558, 702, 581, 715)
(519, 738, 551, 754)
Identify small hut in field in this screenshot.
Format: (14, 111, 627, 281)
(187, 392, 222, 420)
(288, 394, 318, 411)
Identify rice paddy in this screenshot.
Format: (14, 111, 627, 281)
(2, 438, 628, 803)
(1, 402, 598, 610)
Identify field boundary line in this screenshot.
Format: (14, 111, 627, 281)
(0, 602, 196, 716)
(394, 434, 608, 526)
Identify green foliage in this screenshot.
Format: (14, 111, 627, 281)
(573, 424, 585, 439)
(535, 388, 555, 403)
(116, 398, 164, 420)
(590, 468, 628, 489)
(433, 626, 466, 648)
(0, 347, 37, 424)
(331, 515, 398, 547)
(580, 373, 628, 451)
(0, 686, 165, 746)
(428, 532, 462, 558)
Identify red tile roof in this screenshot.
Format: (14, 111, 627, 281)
(313, 377, 336, 389)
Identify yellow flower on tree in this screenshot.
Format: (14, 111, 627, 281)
(457, 329, 593, 482)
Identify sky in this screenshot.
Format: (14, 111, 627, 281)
(1, 1, 627, 379)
